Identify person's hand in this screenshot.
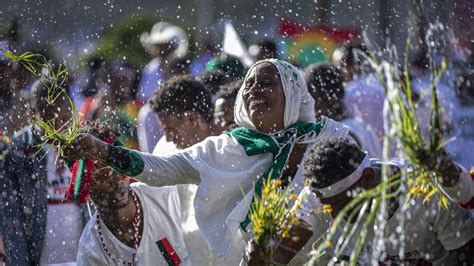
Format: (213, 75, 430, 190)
(60, 133, 99, 161)
(434, 149, 461, 187)
(244, 238, 270, 266)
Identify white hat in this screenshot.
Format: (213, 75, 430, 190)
(140, 22, 189, 58)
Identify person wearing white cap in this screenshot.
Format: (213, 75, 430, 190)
(138, 21, 189, 102)
(245, 137, 474, 265)
(137, 22, 189, 153)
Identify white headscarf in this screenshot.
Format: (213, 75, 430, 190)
(234, 59, 316, 130)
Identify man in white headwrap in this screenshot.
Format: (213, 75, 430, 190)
(63, 59, 350, 261)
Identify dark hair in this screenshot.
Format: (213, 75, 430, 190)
(149, 74, 213, 122)
(200, 70, 233, 95)
(256, 39, 277, 58)
(339, 43, 370, 67)
(303, 138, 365, 189)
(304, 63, 344, 101)
(215, 79, 242, 100)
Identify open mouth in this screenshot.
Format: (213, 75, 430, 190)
(248, 97, 267, 109)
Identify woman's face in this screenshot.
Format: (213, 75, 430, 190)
(243, 63, 285, 133)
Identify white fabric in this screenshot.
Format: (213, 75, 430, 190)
(342, 117, 382, 158)
(136, 119, 349, 258)
(41, 149, 82, 264)
(152, 135, 178, 156)
(151, 138, 242, 265)
(412, 74, 456, 141)
(223, 22, 253, 67)
(234, 59, 316, 130)
(317, 153, 370, 198)
(137, 58, 163, 102)
(344, 74, 386, 139)
(289, 186, 330, 265)
(140, 22, 188, 58)
(77, 183, 191, 266)
(445, 102, 474, 169)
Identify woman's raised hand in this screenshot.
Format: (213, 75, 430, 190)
(60, 133, 105, 161)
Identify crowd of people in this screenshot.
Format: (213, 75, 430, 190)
(0, 18, 473, 265)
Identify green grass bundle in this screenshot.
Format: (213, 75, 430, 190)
(368, 39, 449, 207)
(1, 49, 80, 161)
(309, 39, 452, 264)
(249, 174, 302, 263)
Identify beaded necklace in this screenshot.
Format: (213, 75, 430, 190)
(96, 189, 142, 266)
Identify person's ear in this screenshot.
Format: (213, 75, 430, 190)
(186, 111, 208, 128)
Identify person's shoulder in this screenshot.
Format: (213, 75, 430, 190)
(153, 136, 178, 156)
(185, 133, 238, 154)
(143, 58, 161, 73)
(130, 183, 182, 220)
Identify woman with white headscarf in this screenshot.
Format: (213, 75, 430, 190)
(64, 59, 349, 261)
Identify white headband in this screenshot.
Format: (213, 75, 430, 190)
(316, 153, 371, 198)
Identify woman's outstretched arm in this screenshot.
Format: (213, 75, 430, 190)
(62, 133, 200, 186)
